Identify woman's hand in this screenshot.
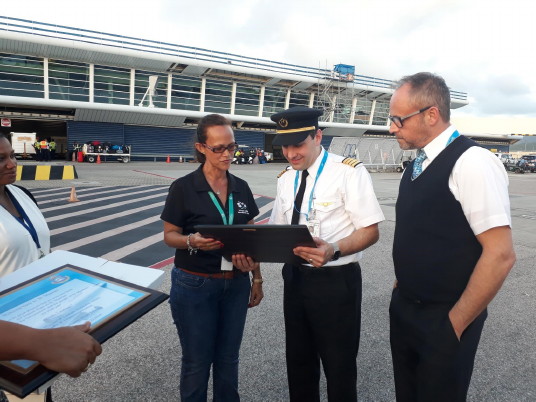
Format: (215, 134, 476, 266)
(232, 254, 258, 272)
(189, 232, 223, 252)
(249, 281, 264, 308)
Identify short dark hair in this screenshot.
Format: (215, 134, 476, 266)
(396, 72, 451, 122)
(195, 114, 232, 163)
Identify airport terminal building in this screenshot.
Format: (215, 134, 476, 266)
(0, 15, 494, 162)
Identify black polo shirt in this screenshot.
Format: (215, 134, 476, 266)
(161, 165, 259, 273)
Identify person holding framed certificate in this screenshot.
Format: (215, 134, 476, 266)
(0, 134, 103, 400)
(161, 114, 263, 402)
(0, 320, 102, 379)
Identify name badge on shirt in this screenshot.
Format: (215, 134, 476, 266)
(221, 256, 233, 271)
(306, 208, 320, 238)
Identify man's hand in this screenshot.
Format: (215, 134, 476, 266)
(448, 226, 515, 340)
(293, 237, 334, 267)
(294, 225, 380, 267)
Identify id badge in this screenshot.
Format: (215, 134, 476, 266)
(306, 218, 320, 238)
(221, 256, 233, 271)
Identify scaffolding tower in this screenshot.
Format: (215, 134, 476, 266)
(315, 64, 356, 124)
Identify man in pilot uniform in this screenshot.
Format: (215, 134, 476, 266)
(269, 106, 385, 402)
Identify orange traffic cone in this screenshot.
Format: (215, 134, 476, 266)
(166, 155, 171, 163)
(97, 154, 101, 164)
(68, 187, 80, 203)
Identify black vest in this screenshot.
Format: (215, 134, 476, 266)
(393, 136, 482, 303)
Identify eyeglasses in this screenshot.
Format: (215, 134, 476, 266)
(202, 143, 238, 153)
(388, 105, 433, 128)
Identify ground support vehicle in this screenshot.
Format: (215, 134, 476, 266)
(85, 151, 131, 163)
(395, 159, 412, 173)
(9, 132, 36, 159)
(82, 143, 131, 163)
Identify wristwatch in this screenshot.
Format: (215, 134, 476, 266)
(330, 242, 341, 261)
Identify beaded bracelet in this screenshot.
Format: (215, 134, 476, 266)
(186, 233, 199, 255)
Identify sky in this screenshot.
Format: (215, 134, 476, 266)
(2, 0, 536, 133)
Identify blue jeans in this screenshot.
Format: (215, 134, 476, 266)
(169, 267, 250, 402)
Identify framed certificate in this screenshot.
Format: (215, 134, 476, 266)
(0, 265, 169, 398)
(194, 224, 317, 264)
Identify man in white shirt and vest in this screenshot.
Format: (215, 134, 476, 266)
(389, 72, 516, 401)
(269, 106, 384, 402)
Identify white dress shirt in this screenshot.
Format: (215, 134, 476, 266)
(421, 126, 511, 235)
(269, 148, 385, 265)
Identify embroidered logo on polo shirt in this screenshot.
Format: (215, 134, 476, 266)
(236, 201, 249, 214)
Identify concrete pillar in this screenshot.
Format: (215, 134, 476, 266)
(43, 58, 49, 99)
(130, 69, 135, 106)
(89, 63, 94, 103)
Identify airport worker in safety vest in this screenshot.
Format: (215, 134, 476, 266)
(40, 138, 50, 161)
(49, 139, 56, 160)
(34, 138, 41, 161)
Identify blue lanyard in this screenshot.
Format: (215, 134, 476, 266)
(208, 192, 234, 225)
(419, 130, 460, 166)
(6, 189, 42, 249)
(446, 130, 460, 146)
(293, 150, 328, 220)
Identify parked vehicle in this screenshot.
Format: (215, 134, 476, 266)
(395, 158, 413, 173)
(520, 155, 536, 172)
(232, 146, 254, 164)
(82, 141, 131, 163)
(505, 159, 528, 173)
(9, 132, 36, 159)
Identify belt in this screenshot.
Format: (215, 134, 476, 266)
(297, 261, 359, 270)
(179, 267, 237, 279)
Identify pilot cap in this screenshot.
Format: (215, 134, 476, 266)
(270, 106, 323, 146)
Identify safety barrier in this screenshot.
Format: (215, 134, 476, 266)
(16, 165, 78, 180)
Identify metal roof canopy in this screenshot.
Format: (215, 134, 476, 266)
(0, 16, 468, 105)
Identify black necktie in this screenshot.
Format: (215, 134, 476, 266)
(291, 170, 309, 224)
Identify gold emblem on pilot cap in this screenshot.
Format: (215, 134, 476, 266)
(279, 118, 289, 128)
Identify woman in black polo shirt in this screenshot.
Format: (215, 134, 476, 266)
(161, 114, 263, 402)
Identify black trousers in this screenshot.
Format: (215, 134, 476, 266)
(389, 287, 487, 402)
(283, 262, 362, 402)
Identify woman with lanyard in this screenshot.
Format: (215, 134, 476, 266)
(0, 134, 102, 402)
(0, 133, 49, 276)
(161, 114, 263, 402)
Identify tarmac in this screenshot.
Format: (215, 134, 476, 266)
(16, 160, 536, 401)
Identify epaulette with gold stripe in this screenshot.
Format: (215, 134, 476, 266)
(342, 157, 362, 168)
(277, 166, 291, 178)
